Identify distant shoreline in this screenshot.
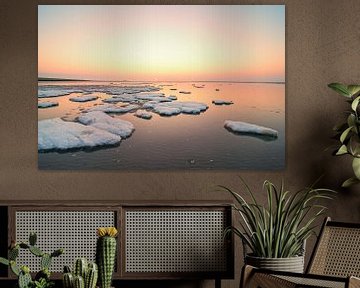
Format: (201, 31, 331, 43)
(38, 77, 285, 84)
(38, 77, 90, 82)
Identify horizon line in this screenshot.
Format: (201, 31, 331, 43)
(38, 77, 285, 84)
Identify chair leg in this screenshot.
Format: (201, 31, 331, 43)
(240, 265, 255, 288)
(215, 278, 221, 288)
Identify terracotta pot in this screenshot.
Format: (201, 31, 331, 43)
(245, 254, 305, 273)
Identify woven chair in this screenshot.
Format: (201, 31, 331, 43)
(241, 217, 360, 288)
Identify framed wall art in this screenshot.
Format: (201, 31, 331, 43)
(38, 5, 285, 170)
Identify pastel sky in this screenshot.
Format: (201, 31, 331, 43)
(38, 5, 285, 82)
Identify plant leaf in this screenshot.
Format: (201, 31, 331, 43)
(336, 145, 348, 155)
(342, 177, 360, 188)
(352, 157, 360, 179)
(340, 126, 353, 143)
(328, 83, 350, 97)
(347, 85, 360, 97)
(351, 96, 360, 111)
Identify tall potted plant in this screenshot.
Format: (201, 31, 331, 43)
(221, 179, 334, 273)
(328, 83, 360, 187)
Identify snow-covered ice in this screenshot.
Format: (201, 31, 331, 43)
(135, 110, 152, 120)
(212, 100, 233, 105)
(151, 102, 208, 116)
(38, 118, 121, 151)
(38, 88, 82, 98)
(88, 104, 139, 113)
(103, 94, 137, 103)
(69, 95, 98, 102)
(142, 101, 159, 109)
(78, 111, 135, 138)
(224, 121, 278, 138)
(38, 101, 58, 108)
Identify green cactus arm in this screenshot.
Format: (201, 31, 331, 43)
(74, 258, 88, 279)
(73, 275, 85, 288)
(10, 260, 20, 276)
(29, 232, 37, 246)
(41, 254, 52, 270)
(29, 246, 44, 257)
(19, 242, 30, 249)
(50, 248, 64, 257)
(8, 247, 19, 260)
(63, 265, 72, 273)
(18, 271, 32, 288)
(0, 257, 9, 266)
(62, 273, 74, 288)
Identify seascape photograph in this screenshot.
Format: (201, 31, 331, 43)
(38, 5, 285, 170)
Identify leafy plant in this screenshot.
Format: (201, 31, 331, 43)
(221, 179, 334, 258)
(328, 83, 360, 187)
(0, 232, 63, 288)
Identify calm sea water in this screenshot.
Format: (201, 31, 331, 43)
(38, 81, 285, 170)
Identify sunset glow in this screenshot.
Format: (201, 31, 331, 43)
(38, 5, 285, 82)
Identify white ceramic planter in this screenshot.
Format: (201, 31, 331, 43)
(245, 254, 305, 273)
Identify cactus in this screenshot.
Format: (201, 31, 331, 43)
(19, 270, 32, 288)
(9, 246, 19, 260)
(74, 275, 85, 288)
(96, 227, 118, 288)
(74, 258, 88, 279)
(29, 246, 44, 257)
(85, 263, 98, 288)
(41, 253, 52, 270)
(63, 272, 74, 288)
(0, 233, 63, 288)
(63, 260, 98, 288)
(29, 232, 37, 246)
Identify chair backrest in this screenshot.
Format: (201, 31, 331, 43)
(307, 217, 360, 277)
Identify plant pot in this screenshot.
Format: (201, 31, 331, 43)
(245, 254, 304, 273)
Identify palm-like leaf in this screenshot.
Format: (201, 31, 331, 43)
(221, 179, 335, 258)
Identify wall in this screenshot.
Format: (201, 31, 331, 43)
(0, 0, 359, 287)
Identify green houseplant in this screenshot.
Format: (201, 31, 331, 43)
(0, 232, 63, 288)
(221, 179, 334, 272)
(328, 83, 360, 187)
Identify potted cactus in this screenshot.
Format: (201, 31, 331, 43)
(0, 232, 63, 288)
(62, 258, 98, 288)
(96, 227, 118, 288)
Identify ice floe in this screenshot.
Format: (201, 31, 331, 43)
(152, 101, 208, 116)
(38, 101, 59, 108)
(38, 88, 82, 98)
(224, 121, 278, 138)
(212, 100, 233, 105)
(69, 95, 98, 102)
(103, 94, 137, 103)
(168, 95, 177, 100)
(88, 104, 139, 113)
(78, 111, 134, 138)
(142, 101, 159, 109)
(38, 118, 121, 151)
(135, 110, 152, 120)
(135, 93, 172, 102)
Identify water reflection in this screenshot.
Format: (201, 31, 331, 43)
(38, 81, 285, 170)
